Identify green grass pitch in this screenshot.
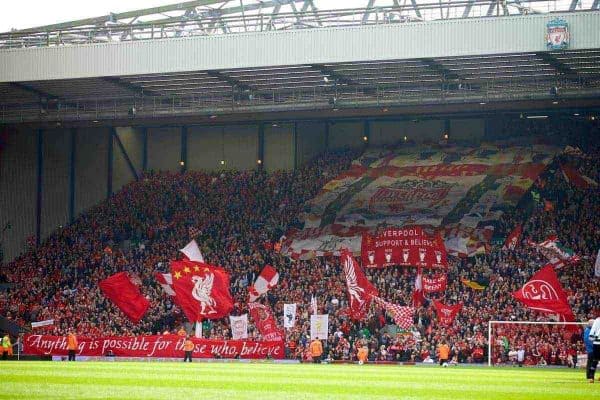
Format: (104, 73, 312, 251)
(0, 361, 597, 399)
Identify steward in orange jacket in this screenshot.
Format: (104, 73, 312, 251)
(309, 337, 323, 364)
(67, 332, 78, 361)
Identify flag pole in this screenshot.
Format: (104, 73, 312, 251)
(195, 320, 202, 338)
(487, 320, 492, 367)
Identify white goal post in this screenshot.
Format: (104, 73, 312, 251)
(487, 320, 588, 367)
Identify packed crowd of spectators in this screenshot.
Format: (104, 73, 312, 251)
(0, 128, 598, 365)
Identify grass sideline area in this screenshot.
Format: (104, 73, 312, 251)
(0, 361, 596, 399)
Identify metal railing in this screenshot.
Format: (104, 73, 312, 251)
(2, 77, 598, 124)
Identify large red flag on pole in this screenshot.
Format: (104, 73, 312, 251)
(99, 272, 150, 323)
(340, 250, 378, 321)
(512, 264, 575, 321)
(412, 268, 425, 307)
(170, 260, 234, 323)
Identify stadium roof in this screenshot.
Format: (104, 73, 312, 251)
(1, 1, 599, 125)
(1, 0, 599, 48)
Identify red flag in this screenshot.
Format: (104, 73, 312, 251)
(341, 250, 378, 321)
(170, 260, 234, 323)
(433, 300, 462, 326)
(371, 296, 414, 329)
(422, 274, 447, 293)
(248, 265, 279, 302)
(560, 163, 598, 189)
(512, 264, 575, 321)
(248, 302, 283, 341)
(412, 268, 425, 307)
(154, 272, 175, 296)
(99, 272, 150, 323)
(503, 225, 522, 250)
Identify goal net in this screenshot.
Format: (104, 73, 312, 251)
(488, 320, 588, 367)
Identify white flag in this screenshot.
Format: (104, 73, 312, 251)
(180, 240, 204, 263)
(195, 321, 202, 338)
(31, 319, 54, 328)
(283, 303, 297, 328)
(311, 294, 318, 315)
(595, 249, 600, 278)
(229, 314, 249, 340)
(310, 314, 329, 340)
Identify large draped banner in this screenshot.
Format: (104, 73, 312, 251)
(23, 334, 284, 359)
(361, 227, 448, 269)
(283, 144, 557, 258)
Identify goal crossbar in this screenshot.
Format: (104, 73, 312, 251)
(487, 320, 588, 366)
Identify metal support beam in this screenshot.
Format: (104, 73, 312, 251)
(112, 128, 139, 181)
(180, 126, 188, 173)
(593, 0, 600, 10)
(142, 128, 148, 172)
(69, 128, 76, 223)
(569, 0, 579, 11)
(35, 129, 43, 247)
(324, 120, 330, 150)
(462, 0, 475, 18)
(107, 129, 113, 199)
(293, 122, 298, 170)
(258, 123, 265, 169)
(362, 0, 376, 24)
(411, 0, 423, 19)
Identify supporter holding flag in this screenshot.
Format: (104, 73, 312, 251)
(180, 240, 204, 263)
(99, 272, 150, 323)
(412, 268, 425, 307)
(371, 296, 414, 330)
(503, 225, 522, 250)
(341, 250, 378, 320)
(170, 260, 234, 323)
(512, 264, 576, 324)
(310, 294, 318, 315)
(248, 265, 279, 302)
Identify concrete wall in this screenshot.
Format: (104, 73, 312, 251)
(329, 121, 364, 150)
(75, 128, 108, 216)
(449, 118, 485, 142)
(147, 127, 181, 172)
(41, 129, 70, 240)
(297, 121, 327, 165)
(264, 124, 294, 172)
(0, 128, 37, 262)
(188, 125, 258, 171)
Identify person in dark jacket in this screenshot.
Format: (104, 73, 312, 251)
(584, 319, 598, 383)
